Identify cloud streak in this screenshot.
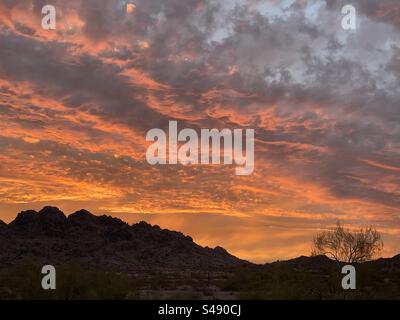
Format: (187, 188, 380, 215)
(0, 0, 399, 262)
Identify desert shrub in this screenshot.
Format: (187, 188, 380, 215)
(0, 261, 133, 299)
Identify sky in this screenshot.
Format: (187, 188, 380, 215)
(0, 0, 399, 263)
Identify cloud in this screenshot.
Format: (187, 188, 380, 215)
(0, 0, 399, 261)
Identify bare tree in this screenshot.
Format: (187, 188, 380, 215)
(312, 221, 383, 263)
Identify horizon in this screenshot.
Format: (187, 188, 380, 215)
(1, 0, 400, 264)
(0, 204, 397, 264)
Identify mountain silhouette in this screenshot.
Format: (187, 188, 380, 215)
(0, 206, 248, 271)
(0, 207, 399, 299)
(1, 206, 399, 273)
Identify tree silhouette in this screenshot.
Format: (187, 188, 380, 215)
(312, 221, 383, 263)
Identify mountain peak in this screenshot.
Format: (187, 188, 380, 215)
(71, 209, 93, 216)
(214, 246, 228, 254)
(9, 208, 68, 237)
(68, 209, 96, 223)
(136, 220, 152, 227)
(38, 206, 66, 220)
(11, 209, 38, 225)
(2, 206, 248, 270)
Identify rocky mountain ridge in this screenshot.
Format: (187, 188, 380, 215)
(0, 206, 248, 271)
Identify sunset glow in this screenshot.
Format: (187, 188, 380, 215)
(0, 0, 399, 263)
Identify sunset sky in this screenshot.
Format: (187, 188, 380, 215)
(0, 0, 399, 263)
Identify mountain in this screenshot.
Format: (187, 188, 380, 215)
(268, 253, 400, 272)
(0, 207, 399, 299)
(270, 255, 337, 272)
(0, 206, 249, 271)
(1, 206, 399, 273)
